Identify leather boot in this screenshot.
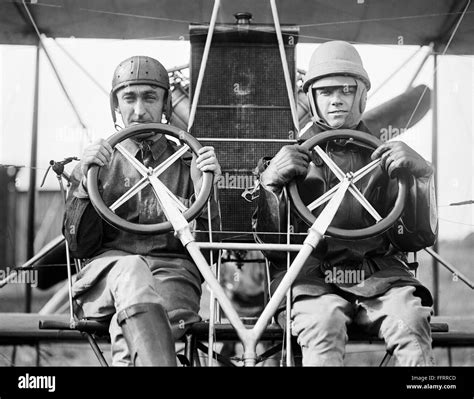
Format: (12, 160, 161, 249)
(117, 303, 177, 366)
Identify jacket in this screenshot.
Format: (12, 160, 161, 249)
(64, 134, 220, 263)
(253, 122, 437, 306)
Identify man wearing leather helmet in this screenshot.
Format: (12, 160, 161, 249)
(64, 56, 221, 366)
(254, 41, 438, 366)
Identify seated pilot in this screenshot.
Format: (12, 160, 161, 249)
(253, 41, 438, 366)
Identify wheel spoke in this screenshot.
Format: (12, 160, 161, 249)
(313, 178, 351, 235)
(110, 176, 149, 212)
(307, 159, 381, 211)
(115, 144, 148, 176)
(149, 175, 188, 212)
(347, 184, 382, 222)
(110, 144, 190, 212)
(313, 146, 345, 181)
(352, 158, 381, 181)
(307, 184, 339, 211)
(148, 176, 189, 228)
(151, 144, 190, 178)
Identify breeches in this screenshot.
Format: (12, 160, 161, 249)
(73, 250, 201, 366)
(279, 286, 435, 366)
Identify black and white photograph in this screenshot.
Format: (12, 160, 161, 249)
(0, 0, 473, 395)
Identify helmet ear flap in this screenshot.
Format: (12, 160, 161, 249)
(110, 92, 118, 123)
(359, 85, 367, 114)
(164, 89, 173, 123)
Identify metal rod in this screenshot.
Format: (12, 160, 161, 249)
(116, 144, 187, 212)
(0, 236, 65, 288)
(404, 0, 470, 130)
(405, 44, 433, 90)
(216, 250, 223, 323)
(440, 0, 471, 56)
(64, 237, 75, 323)
(151, 155, 348, 366)
(264, 258, 274, 323)
(379, 351, 392, 367)
(25, 41, 40, 313)
(253, 244, 315, 340)
(207, 201, 216, 367)
(57, 176, 67, 203)
(424, 247, 474, 289)
(54, 160, 76, 322)
(432, 53, 439, 314)
(270, 0, 299, 132)
(196, 243, 304, 251)
(207, 283, 216, 366)
(252, 179, 350, 340)
(188, 0, 220, 131)
(285, 188, 292, 366)
(367, 46, 422, 100)
(21, 1, 88, 131)
(85, 333, 109, 367)
(53, 39, 108, 96)
(197, 138, 298, 143)
(308, 159, 381, 211)
(167, 63, 189, 73)
(149, 174, 249, 341)
(197, 105, 291, 109)
(110, 144, 189, 211)
(185, 242, 248, 339)
(314, 145, 383, 221)
(0, 269, 20, 289)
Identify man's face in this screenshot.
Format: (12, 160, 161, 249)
(116, 84, 165, 128)
(315, 85, 356, 128)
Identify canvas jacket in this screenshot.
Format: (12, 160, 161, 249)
(253, 122, 437, 306)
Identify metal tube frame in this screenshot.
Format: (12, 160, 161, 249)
(153, 164, 351, 366)
(285, 187, 293, 366)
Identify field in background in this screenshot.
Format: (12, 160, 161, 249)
(0, 239, 472, 366)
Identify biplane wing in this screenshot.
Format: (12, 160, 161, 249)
(1, 0, 473, 54)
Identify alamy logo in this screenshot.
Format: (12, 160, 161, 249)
(0, 267, 38, 287)
(324, 267, 365, 286)
(217, 172, 255, 190)
(18, 374, 55, 392)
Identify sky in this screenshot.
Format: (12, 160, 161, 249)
(0, 38, 473, 240)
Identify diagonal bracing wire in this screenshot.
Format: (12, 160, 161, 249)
(53, 39, 108, 96)
(404, 0, 472, 130)
(21, 1, 89, 137)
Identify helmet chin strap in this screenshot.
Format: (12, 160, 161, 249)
(308, 79, 366, 130)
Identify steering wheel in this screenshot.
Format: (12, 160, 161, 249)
(288, 129, 408, 239)
(87, 123, 213, 235)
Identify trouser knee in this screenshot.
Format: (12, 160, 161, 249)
(110, 255, 162, 311)
(292, 296, 350, 350)
(380, 308, 434, 366)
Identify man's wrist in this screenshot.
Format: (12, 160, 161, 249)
(74, 176, 89, 198)
(417, 162, 435, 178)
(260, 171, 283, 195)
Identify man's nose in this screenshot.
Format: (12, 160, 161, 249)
(330, 91, 343, 105)
(133, 99, 146, 116)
